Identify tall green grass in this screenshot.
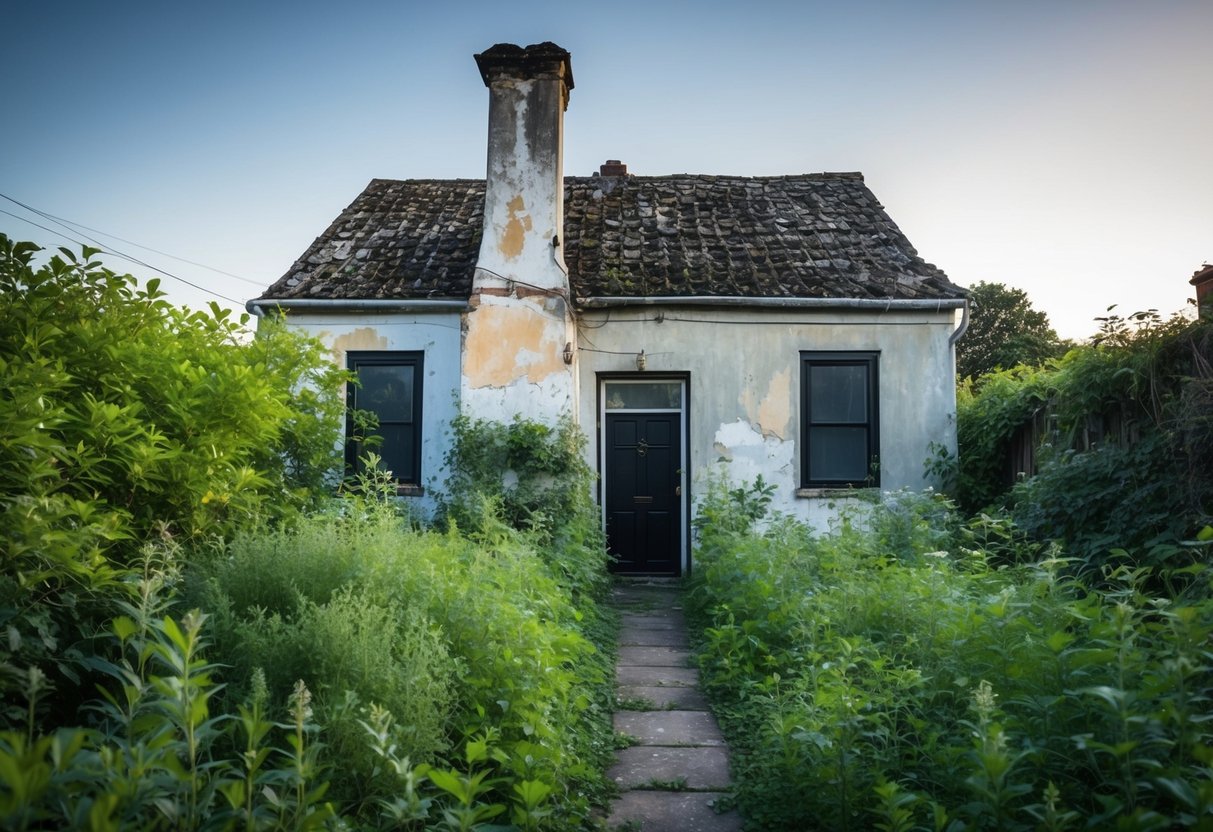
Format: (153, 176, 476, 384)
(1, 495, 615, 829)
(191, 496, 616, 825)
(688, 482, 1213, 830)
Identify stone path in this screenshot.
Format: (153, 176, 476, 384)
(606, 582, 743, 831)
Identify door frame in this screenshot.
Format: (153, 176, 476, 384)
(597, 373, 691, 576)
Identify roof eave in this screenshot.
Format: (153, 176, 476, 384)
(575, 295, 967, 311)
(246, 297, 470, 316)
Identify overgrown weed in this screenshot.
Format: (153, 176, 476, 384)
(688, 478, 1213, 830)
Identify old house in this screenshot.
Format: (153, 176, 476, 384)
(248, 42, 968, 576)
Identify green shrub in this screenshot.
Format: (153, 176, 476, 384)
(442, 414, 609, 603)
(945, 365, 1053, 514)
(0, 572, 336, 830)
(688, 479, 1213, 830)
(951, 312, 1213, 572)
(193, 497, 614, 826)
(0, 236, 346, 728)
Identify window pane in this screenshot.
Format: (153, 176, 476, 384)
(811, 365, 867, 423)
(367, 424, 416, 482)
(809, 426, 869, 482)
(357, 364, 414, 423)
(604, 382, 682, 410)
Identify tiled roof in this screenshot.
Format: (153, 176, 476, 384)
(259, 173, 964, 303)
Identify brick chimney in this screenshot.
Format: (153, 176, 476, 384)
(599, 159, 628, 177)
(1191, 263, 1213, 317)
(472, 42, 573, 294)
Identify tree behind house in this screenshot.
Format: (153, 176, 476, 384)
(959, 281, 1069, 380)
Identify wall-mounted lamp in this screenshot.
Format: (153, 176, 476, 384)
(636, 350, 647, 372)
(562, 342, 573, 365)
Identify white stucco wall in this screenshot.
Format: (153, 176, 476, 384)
(574, 305, 960, 535)
(275, 309, 463, 517)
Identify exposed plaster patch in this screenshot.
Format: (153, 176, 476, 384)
(330, 327, 388, 364)
(462, 373, 573, 425)
(707, 419, 798, 515)
(464, 300, 566, 388)
(739, 368, 792, 439)
(499, 194, 532, 260)
(757, 368, 792, 439)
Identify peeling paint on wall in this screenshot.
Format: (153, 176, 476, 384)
(464, 299, 567, 388)
(330, 326, 389, 364)
(758, 367, 792, 439)
(702, 419, 797, 514)
(499, 194, 532, 260)
(739, 368, 792, 439)
(462, 373, 573, 425)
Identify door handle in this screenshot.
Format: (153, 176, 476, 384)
(675, 485, 682, 496)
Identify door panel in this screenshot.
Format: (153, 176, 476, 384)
(605, 412, 681, 575)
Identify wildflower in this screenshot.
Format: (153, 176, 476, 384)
(970, 679, 997, 723)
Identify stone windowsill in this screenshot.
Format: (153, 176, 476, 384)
(795, 486, 877, 499)
(396, 484, 425, 497)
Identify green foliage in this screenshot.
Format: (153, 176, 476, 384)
(442, 414, 609, 602)
(0, 236, 347, 728)
(944, 364, 1053, 513)
(951, 311, 1213, 568)
(0, 489, 614, 828)
(192, 497, 615, 826)
(0, 571, 336, 830)
(958, 281, 1069, 381)
(0, 236, 346, 549)
(687, 479, 1213, 831)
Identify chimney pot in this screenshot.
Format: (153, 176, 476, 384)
(600, 160, 628, 177)
(474, 42, 573, 95)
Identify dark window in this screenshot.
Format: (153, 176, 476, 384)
(801, 352, 879, 488)
(346, 352, 423, 485)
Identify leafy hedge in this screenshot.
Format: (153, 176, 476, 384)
(949, 313, 1213, 569)
(688, 481, 1213, 831)
(0, 237, 346, 728)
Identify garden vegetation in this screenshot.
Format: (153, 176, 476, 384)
(945, 309, 1212, 568)
(0, 237, 615, 829)
(689, 481, 1212, 831)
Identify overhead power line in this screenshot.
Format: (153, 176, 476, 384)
(0, 192, 257, 305)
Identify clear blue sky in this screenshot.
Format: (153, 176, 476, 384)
(3, 0, 1210, 339)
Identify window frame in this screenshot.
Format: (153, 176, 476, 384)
(345, 351, 424, 488)
(800, 351, 880, 489)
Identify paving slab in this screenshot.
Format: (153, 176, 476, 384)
(608, 745, 733, 790)
(618, 645, 693, 667)
(617, 684, 711, 711)
(618, 627, 690, 648)
(617, 666, 700, 688)
(614, 711, 726, 746)
(608, 581, 742, 829)
(618, 615, 685, 630)
(612, 587, 679, 603)
(607, 791, 742, 831)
